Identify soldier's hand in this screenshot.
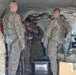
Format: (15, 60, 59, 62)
(44, 44, 47, 48)
(27, 27, 32, 31)
(26, 36, 29, 40)
(21, 44, 25, 50)
(58, 53, 64, 61)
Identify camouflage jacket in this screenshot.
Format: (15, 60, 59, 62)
(3, 11, 25, 45)
(62, 20, 72, 38)
(36, 26, 44, 40)
(25, 24, 38, 39)
(0, 31, 6, 53)
(44, 17, 65, 46)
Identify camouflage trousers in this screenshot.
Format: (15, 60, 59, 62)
(48, 41, 60, 75)
(30, 39, 43, 61)
(0, 53, 5, 75)
(8, 39, 21, 75)
(21, 40, 32, 70)
(0, 39, 6, 75)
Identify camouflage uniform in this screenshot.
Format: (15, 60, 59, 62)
(36, 26, 44, 41)
(21, 25, 32, 71)
(0, 31, 6, 75)
(44, 18, 65, 75)
(21, 24, 44, 72)
(3, 11, 25, 75)
(30, 24, 44, 61)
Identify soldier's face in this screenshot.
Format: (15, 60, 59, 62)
(61, 16, 65, 20)
(53, 10, 60, 18)
(25, 22, 31, 26)
(15, 5, 18, 12)
(33, 20, 37, 25)
(10, 2, 18, 12)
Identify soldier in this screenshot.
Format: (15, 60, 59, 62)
(44, 8, 65, 75)
(0, 31, 6, 75)
(21, 17, 32, 74)
(3, 1, 25, 75)
(31, 18, 44, 61)
(31, 18, 44, 41)
(60, 14, 72, 53)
